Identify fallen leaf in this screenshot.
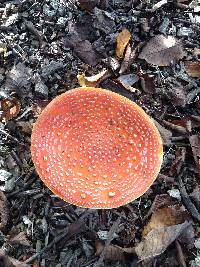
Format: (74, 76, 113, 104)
(189, 135, 200, 172)
(117, 74, 139, 86)
(135, 206, 191, 260)
(185, 61, 200, 77)
(138, 35, 186, 66)
(169, 119, 189, 130)
(0, 98, 21, 122)
(140, 74, 155, 94)
(7, 231, 31, 247)
(95, 239, 135, 262)
(119, 44, 132, 74)
(64, 27, 101, 66)
(4, 63, 32, 96)
(143, 206, 190, 236)
(116, 29, 132, 58)
(95, 240, 125, 261)
(77, 69, 110, 87)
(103, 57, 120, 72)
(115, 74, 139, 93)
(0, 250, 29, 267)
(145, 194, 175, 219)
(75, 40, 100, 66)
(0, 190, 9, 231)
(74, 14, 97, 43)
(93, 8, 115, 34)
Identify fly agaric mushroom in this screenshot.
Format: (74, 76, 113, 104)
(31, 87, 163, 209)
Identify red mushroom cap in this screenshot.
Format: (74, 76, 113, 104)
(31, 87, 163, 209)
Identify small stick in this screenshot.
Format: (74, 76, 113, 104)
(176, 240, 187, 267)
(0, 128, 26, 147)
(94, 214, 121, 267)
(178, 174, 200, 222)
(25, 210, 95, 263)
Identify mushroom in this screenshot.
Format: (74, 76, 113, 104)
(31, 87, 163, 209)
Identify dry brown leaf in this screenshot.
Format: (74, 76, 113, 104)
(136, 223, 191, 261)
(119, 44, 132, 74)
(145, 194, 175, 219)
(138, 35, 186, 66)
(0, 249, 29, 267)
(189, 135, 200, 172)
(135, 206, 191, 260)
(95, 240, 125, 261)
(116, 29, 132, 58)
(143, 206, 190, 236)
(77, 69, 110, 87)
(64, 33, 100, 66)
(0, 98, 21, 122)
(95, 240, 135, 262)
(185, 61, 200, 77)
(0, 190, 9, 231)
(4, 63, 32, 97)
(7, 231, 31, 247)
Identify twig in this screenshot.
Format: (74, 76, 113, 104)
(0, 128, 27, 147)
(7, 168, 35, 198)
(176, 240, 187, 267)
(25, 210, 95, 263)
(178, 173, 200, 222)
(94, 214, 122, 267)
